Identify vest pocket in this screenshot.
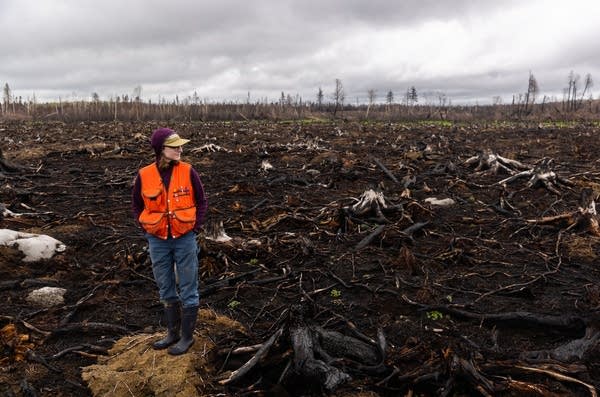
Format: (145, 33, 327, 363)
(139, 212, 165, 235)
(142, 188, 164, 211)
(171, 208, 196, 236)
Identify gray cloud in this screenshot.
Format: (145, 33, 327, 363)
(1, 0, 599, 104)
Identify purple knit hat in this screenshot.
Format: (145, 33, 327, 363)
(151, 127, 194, 159)
(150, 128, 175, 156)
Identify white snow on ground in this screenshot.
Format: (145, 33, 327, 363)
(0, 229, 66, 262)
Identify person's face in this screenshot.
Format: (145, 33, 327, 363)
(162, 145, 183, 161)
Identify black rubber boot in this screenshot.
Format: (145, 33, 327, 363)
(152, 302, 181, 349)
(168, 305, 198, 355)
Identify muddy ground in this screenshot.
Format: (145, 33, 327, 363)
(1, 120, 600, 396)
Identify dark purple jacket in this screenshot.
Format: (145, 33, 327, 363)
(132, 162, 207, 234)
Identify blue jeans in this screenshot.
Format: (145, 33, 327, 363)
(146, 231, 200, 308)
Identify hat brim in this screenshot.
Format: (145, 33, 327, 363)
(163, 134, 190, 147)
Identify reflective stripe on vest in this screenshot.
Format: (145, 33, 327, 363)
(138, 162, 196, 239)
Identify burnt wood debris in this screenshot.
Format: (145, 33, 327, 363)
(1, 120, 600, 396)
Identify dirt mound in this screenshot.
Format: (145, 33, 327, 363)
(81, 309, 245, 397)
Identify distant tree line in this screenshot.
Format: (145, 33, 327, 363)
(1, 72, 597, 122)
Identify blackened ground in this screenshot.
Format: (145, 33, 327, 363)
(1, 120, 600, 396)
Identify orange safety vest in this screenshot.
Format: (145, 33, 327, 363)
(138, 162, 197, 239)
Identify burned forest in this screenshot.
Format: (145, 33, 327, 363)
(2, 120, 600, 396)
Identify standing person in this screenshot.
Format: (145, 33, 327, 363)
(132, 127, 207, 355)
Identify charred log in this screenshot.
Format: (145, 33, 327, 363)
(402, 295, 586, 332)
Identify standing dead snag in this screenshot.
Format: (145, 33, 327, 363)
(526, 187, 600, 236)
(498, 157, 574, 194)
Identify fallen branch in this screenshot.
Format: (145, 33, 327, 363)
(0, 315, 51, 337)
(200, 269, 262, 296)
(0, 148, 29, 173)
(48, 322, 130, 338)
(355, 225, 386, 250)
(219, 327, 284, 385)
(401, 295, 586, 331)
(514, 365, 597, 397)
(371, 156, 399, 183)
(48, 343, 109, 360)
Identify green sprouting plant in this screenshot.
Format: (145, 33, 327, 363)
(248, 258, 259, 266)
(426, 310, 443, 321)
(228, 300, 241, 310)
(330, 289, 342, 298)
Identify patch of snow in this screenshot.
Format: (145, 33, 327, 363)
(0, 229, 66, 262)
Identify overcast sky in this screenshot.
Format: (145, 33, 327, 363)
(2, 0, 599, 105)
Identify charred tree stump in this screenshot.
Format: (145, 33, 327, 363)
(286, 305, 386, 391)
(341, 189, 403, 226)
(218, 304, 387, 393)
(526, 187, 600, 236)
(464, 149, 529, 175)
(286, 304, 388, 391)
(498, 157, 574, 194)
(289, 321, 352, 392)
